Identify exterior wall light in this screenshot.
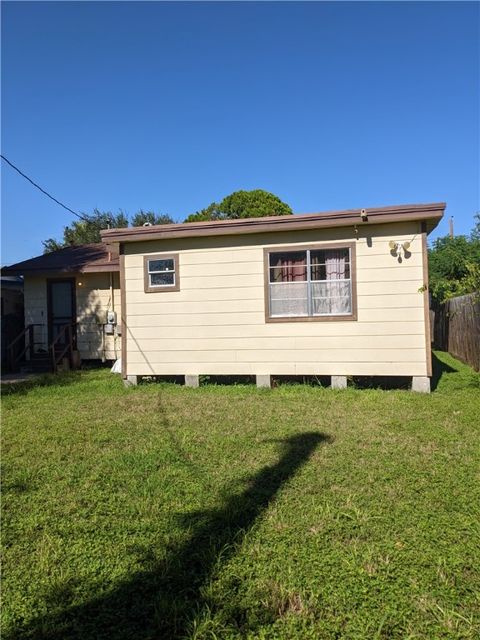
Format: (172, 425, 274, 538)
(389, 241, 411, 262)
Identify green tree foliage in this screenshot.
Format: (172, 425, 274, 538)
(428, 228, 480, 302)
(219, 189, 292, 219)
(131, 210, 174, 227)
(41, 238, 65, 254)
(184, 190, 292, 223)
(184, 203, 221, 223)
(42, 209, 173, 253)
(470, 212, 480, 241)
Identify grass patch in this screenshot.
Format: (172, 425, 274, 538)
(2, 351, 480, 639)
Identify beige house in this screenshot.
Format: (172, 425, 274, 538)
(3, 244, 121, 371)
(101, 202, 445, 392)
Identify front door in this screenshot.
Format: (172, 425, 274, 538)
(47, 279, 76, 348)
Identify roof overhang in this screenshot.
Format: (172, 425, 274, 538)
(101, 202, 446, 244)
(1, 264, 119, 277)
(1, 243, 120, 276)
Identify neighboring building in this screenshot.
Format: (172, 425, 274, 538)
(1, 276, 24, 371)
(1, 275, 24, 317)
(2, 244, 120, 368)
(101, 202, 445, 392)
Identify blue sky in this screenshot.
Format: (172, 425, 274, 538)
(1, 1, 479, 264)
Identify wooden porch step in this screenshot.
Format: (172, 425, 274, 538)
(20, 355, 53, 373)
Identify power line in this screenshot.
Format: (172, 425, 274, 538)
(1, 154, 90, 222)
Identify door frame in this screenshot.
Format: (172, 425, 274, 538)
(46, 277, 77, 348)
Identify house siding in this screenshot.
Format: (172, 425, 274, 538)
(23, 272, 121, 360)
(23, 277, 49, 351)
(75, 273, 121, 360)
(122, 221, 429, 377)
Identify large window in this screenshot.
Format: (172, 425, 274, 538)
(265, 244, 356, 321)
(143, 254, 179, 293)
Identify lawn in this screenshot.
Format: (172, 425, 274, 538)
(2, 351, 480, 640)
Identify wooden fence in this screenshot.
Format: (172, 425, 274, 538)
(433, 293, 480, 371)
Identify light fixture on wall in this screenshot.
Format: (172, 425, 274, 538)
(77, 280, 84, 287)
(389, 241, 411, 262)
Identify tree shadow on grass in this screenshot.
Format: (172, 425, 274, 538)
(11, 431, 331, 640)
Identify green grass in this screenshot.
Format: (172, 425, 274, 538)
(2, 352, 480, 639)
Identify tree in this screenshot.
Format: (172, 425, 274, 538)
(184, 203, 222, 224)
(471, 212, 480, 241)
(131, 210, 174, 227)
(42, 209, 128, 253)
(428, 231, 480, 302)
(184, 190, 292, 223)
(218, 189, 292, 219)
(42, 238, 65, 253)
(42, 209, 173, 253)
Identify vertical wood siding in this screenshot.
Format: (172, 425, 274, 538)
(434, 294, 480, 371)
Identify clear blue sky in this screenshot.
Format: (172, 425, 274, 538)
(1, 1, 479, 264)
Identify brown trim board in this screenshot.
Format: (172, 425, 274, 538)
(143, 254, 180, 293)
(263, 242, 358, 323)
(101, 203, 446, 244)
(119, 247, 127, 379)
(421, 222, 432, 377)
(2, 266, 120, 277)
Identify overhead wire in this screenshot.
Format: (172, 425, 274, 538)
(1, 154, 91, 223)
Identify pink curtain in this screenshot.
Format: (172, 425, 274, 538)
(272, 256, 306, 282)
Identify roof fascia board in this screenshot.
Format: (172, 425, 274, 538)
(101, 204, 445, 244)
(2, 265, 119, 277)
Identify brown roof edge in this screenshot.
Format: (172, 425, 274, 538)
(100, 202, 446, 244)
(2, 243, 120, 276)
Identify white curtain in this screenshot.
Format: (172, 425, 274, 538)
(325, 251, 346, 279)
(312, 251, 350, 315)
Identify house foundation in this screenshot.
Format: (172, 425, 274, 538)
(411, 376, 431, 393)
(331, 375, 347, 389)
(185, 375, 200, 388)
(256, 374, 272, 389)
(123, 375, 138, 387)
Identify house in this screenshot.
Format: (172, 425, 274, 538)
(101, 202, 445, 393)
(1, 275, 24, 317)
(2, 244, 120, 371)
(1, 276, 24, 370)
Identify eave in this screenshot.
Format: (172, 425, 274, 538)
(101, 202, 446, 244)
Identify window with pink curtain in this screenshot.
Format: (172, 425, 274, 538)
(269, 251, 307, 282)
(268, 247, 352, 318)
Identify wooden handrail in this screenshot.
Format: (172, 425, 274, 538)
(7, 324, 42, 371)
(8, 324, 35, 351)
(51, 323, 74, 373)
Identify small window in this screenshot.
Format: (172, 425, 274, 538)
(265, 245, 356, 321)
(144, 254, 179, 293)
